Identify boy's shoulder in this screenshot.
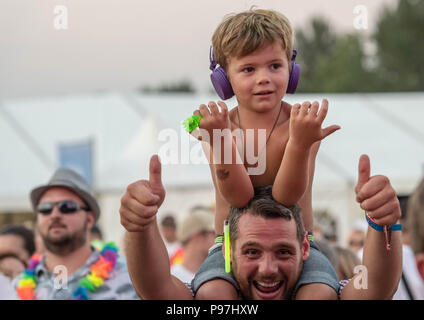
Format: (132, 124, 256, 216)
(274, 101, 292, 129)
(280, 100, 292, 121)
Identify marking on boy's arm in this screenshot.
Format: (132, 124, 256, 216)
(216, 169, 230, 180)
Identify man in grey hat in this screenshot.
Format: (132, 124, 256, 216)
(13, 168, 139, 300)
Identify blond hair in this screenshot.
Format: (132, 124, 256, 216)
(334, 246, 361, 280)
(407, 178, 424, 254)
(211, 8, 294, 71)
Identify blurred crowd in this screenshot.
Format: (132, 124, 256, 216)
(0, 167, 423, 300)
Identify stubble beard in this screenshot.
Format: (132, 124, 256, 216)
(40, 218, 88, 256)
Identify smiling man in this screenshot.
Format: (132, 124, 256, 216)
(227, 188, 309, 300)
(122, 154, 402, 300)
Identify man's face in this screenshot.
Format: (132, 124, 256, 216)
(231, 213, 309, 300)
(36, 187, 94, 255)
(0, 256, 26, 279)
(161, 225, 177, 243)
(0, 234, 28, 262)
(226, 41, 289, 114)
(347, 230, 364, 253)
(198, 230, 215, 258)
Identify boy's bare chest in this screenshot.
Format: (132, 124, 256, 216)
(232, 121, 289, 187)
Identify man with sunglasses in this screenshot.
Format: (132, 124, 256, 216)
(13, 168, 138, 300)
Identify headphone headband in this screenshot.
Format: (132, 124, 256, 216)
(209, 47, 217, 71)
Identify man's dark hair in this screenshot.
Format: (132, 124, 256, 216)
(0, 224, 36, 257)
(90, 225, 103, 239)
(228, 186, 306, 248)
(161, 214, 177, 228)
(397, 195, 409, 220)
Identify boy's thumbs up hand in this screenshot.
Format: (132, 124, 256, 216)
(120, 155, 166, 232)
(354, 154, 401, 226)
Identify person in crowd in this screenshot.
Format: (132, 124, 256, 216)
(0, 252, 27, 280)
(0, 224, 35, 265)
(170, 206, 215, 284)
(159, 214, 183, 265)
(0, 273, 18, 299)
(311, 223, 324, 241)
(347, 228, 366, 257)
(188, 7, 341, 300)
(402, 179, 424, 299)
(314, 238, 338, 270)
(0, 224, 35, 280)
(120, 154, 402, 300)
(13, 168, 139, 300)
(89, 225, 103, 242)
(89, 225, 104, 251)
(333, 246, 361, 281)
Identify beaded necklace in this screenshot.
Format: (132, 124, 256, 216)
(17, 242, 119, 300)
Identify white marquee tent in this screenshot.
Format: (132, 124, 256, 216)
(1, 92, 423, 247)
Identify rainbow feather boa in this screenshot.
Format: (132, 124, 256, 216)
(17, 242, 119, 300)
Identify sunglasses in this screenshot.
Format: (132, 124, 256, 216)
(36, 200, 89, 215)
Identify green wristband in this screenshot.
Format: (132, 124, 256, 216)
(182, 115, 202, 132)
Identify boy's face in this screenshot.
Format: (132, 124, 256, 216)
(226, 41, 289, 113)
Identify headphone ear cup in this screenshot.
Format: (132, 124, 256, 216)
(210, 66, 234, 100)
(287, 61, 300, 94)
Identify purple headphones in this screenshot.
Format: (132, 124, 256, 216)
(209, 47, 300, 100)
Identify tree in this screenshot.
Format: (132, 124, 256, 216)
(295, 17, 337, 92)
(373, 0, 424, 91)
(295, 17, 375, 93)
(312, 33, 377, 93)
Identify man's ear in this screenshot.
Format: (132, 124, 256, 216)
(87, 212, 95, 231)
(302, 232, 310, 261)
(416, 253, 424, 282)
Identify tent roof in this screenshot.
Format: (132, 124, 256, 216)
(1, 91, 423, 210)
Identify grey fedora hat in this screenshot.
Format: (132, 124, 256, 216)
(30, 168, 100, 221)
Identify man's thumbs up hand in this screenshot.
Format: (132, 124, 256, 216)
(149, 155, 165, 207)
(120, 155, 166, 232)
(355, 154, 371, 202)
(354, 154, 401, 226)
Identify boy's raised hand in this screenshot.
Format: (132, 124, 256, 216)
(120, 155, 166, 232)
(191, 101, 232, 143)
(289, 99, 340, 149)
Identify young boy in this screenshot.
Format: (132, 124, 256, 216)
(190, 9, 341, 299)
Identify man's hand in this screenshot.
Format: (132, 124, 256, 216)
(120, 155, 166, 232)
(289, 99, 340, 149)
(191, 101, 231, 143)
(355, 154, 401, 225)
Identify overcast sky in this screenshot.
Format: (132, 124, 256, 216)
(0, 0, 397, 99)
